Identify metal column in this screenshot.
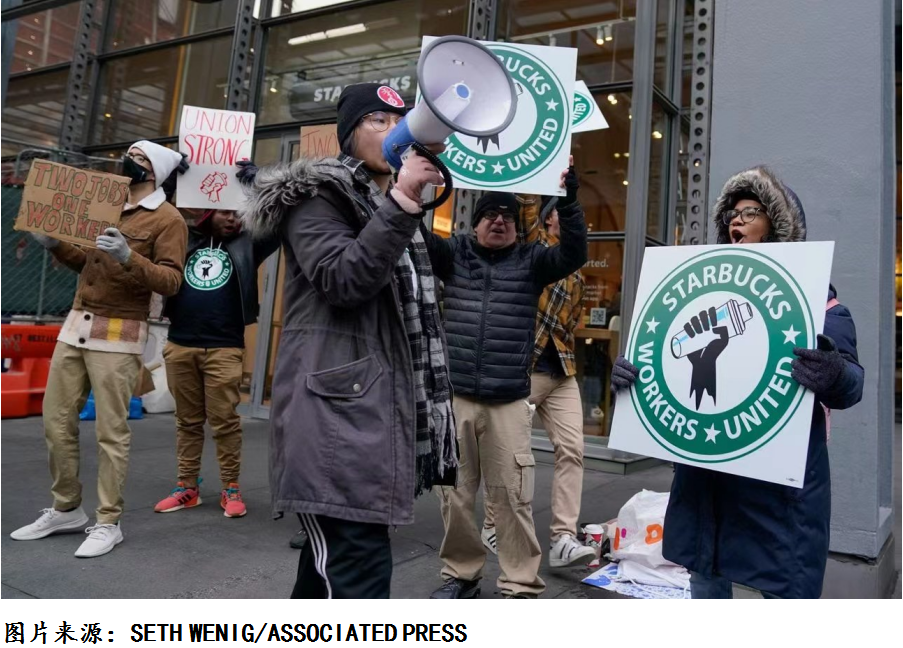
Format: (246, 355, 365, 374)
(619, 0, 659, 350)
(58, 0, 98, 151)
(225, 0, 256, 111)
(682, 0, 714, 245)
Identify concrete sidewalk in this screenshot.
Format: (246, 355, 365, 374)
(2, 414, 899, 598)
(1, 413, 677, 599)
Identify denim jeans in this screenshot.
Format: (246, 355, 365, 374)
(689, 571, 780, 599)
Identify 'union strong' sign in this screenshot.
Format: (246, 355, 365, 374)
(609, 242, 835, 487)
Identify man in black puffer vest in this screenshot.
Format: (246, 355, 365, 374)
(424, 164, 587, 599)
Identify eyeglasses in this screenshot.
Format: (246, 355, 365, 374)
(126, 151, 150, 165)
(481, 210, 516, 224)
(361, 111, 403, 133)
(722, 206, 767, 225)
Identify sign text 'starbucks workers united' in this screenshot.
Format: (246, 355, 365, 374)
(609, 243, 835, 487)
(422, 38, 577, 196)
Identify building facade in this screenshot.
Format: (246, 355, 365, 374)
(1, 0, 899, 595)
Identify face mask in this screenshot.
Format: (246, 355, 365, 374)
(122, 156, 151, 185)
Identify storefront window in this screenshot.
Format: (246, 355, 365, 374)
(497, 0, 637, 87)
(673, 118, 690, 243)
(681, 0, 697, 111)
(575, 91, 631, 233)
(646, 100, 668, 241)
(105, 0, 238, 51)
(259, 0, 468, 125)
(653, 0, 674, 94)
(2, 68, 69, 155)
(7, 2, 85, 73)
(270, 0, 362, 17)
(576, 240, 624, 436)
(91, 37, 232, 145)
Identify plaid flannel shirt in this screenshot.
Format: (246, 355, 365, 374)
(517, 195, 585, 376)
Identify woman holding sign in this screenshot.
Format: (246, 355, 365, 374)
(12, 141, 188, 559)
(611, 166, 864, 598)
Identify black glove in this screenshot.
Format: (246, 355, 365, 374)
(791, 334, 845, 395)
(558, 165, 579, 208)
(161, 153, 190, 201)
(682, 307, 730, 410)
(236, 159, 258, 186)
(611, 354, 640, 393)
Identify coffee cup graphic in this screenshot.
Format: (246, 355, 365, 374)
(670, 299, 754, 358)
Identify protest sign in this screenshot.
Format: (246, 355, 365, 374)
(177, 105, 255, 209)
(300, 124, 341, 158)
(13, 160, 129, 248)
(608, 242, 835, 487)
(571, 80, 609, 133)
(422, 36, 577, 196)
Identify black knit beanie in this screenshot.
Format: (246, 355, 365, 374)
(336, 83, 407, 154)
(472, 192, 520, 228)
(539, 196, 558, 228)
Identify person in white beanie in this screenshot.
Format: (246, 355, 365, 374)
(12, 140, 188, 558)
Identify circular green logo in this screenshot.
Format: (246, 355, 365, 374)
(572, 90, 593, 127)
(627, 248, 813, 463)
(185, 247, 232, 291)
(441, 45, 570, 188)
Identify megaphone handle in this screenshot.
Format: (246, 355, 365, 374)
(409, 142, 454, 212)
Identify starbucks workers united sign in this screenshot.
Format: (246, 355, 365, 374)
(421, 37, 578, 196)
(609, 242, 835, 487)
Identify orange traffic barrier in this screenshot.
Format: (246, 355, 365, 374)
(2, 324, 60, 419)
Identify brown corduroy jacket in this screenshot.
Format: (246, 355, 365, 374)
(51, 201, 188, 320)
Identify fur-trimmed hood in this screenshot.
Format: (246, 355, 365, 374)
(712, 166, 807, 244)
(239, 157, 342, 240)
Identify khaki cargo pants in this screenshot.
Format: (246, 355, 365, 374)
(42, 341, 142, 525)
(438, 395, 545, 597)
(484, 373, 585, 541)
(163, 342, 244, 489)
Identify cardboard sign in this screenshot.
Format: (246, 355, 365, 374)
(177, 105, 256, 210)
(422, 37, 578, 197)
(300, 124, 341, 158)
(13, 160, 128, 248)
(608, 242, 835, 487)
(572, 80, 609, 133)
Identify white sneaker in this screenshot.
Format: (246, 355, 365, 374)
(74, 523, 123, 558)
(10, 507, 89, 540)
(481, 526, 498, 555)
(549, 534, 596, 568)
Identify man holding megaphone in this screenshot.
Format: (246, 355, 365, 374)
(239, 82, 457, 599)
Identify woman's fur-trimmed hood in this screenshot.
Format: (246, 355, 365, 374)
(239, 157, 335, 240)
(712, 166, 807, 244)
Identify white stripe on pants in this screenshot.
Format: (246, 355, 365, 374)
(299, 513, 333, 599)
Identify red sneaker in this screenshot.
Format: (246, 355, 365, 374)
(154, 482, 201, 513)
(221, 483, 247, 518)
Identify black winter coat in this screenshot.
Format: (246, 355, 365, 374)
(424, 201, 587, 403)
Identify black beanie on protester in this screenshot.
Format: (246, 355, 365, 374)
(472, 192, 520, 228)
(539, 196, 558, 228)
(336, 83, 407, 154)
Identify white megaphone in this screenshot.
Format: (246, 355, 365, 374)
(382, 35, 518, 209)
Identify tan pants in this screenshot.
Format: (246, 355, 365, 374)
(485, 374, 585, 542)
(163, 342, 243, 489)
(42, 341, 142, 525)
(438, 395, 545, 597)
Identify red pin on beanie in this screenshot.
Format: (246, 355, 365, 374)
(377, 86, 405, 108)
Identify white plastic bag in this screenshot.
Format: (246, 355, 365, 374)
(609, 490, 689, 589)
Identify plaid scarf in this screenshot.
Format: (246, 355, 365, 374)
(319, 155, 457, 496)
